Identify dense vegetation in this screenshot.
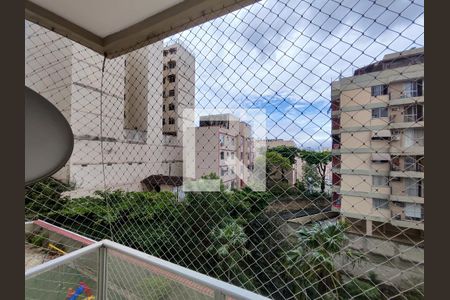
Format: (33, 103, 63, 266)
(25, 175, 382, 299)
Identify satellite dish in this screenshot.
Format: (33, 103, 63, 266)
(25, 86, 74, 185)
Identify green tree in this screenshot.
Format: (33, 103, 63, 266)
(285, 221, 363, 299)
(299, 150, 331, 193)
(270, 146, 300, 165)
(208, 220, 253, 288)
(265, 150, 293, 185)
(25, 177, 73, 220)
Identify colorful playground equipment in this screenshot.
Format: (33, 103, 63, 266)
(66, 282, 94, 300)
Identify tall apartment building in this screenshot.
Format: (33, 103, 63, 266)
(25, 23, 195, 196)
(161, 44, 196, 178)
(195, 114, 254, 190)
(331, 47, 424, 241)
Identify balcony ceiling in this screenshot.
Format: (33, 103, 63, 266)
(26, 0, 257, 58)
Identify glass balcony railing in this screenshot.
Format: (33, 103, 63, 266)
(25, 240, 269, 300)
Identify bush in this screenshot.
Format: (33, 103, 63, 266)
(340, 278, 381, 300)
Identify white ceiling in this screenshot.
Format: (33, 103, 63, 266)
(30, 0, 184, 37)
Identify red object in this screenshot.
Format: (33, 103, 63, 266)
(80, 282, 92, 296)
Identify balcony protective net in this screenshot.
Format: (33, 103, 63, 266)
(25, 0, 424, 299)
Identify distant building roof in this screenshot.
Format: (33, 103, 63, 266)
(353, 47, 424, 76)
(141, 175, 183, 187)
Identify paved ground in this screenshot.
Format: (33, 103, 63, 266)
(25, 244, 49, 270)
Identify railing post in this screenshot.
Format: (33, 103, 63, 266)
(214, 290, 226, 300)
(97, 246, 108, 300)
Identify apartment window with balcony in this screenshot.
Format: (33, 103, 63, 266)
(168, 74, 176, 83)
(220, 166, 228, 176)
(373, 176, 389, 186)
(371, 84, 388, 96)
(373, 198, 389, 209)
(168, 61, 176, 69)
(372, 107, 388, 118)
(403, 128, 424, 147)
(404, 203, 423, 220)
(169, 103, 175, 111)
(405, 156, 424, 172)
(404, 104, 424, 122)
(402, 79, 423, 98)
(405, 178, 424, 197)
(169, 89, 175, 97)
(168, 118, 175, 125)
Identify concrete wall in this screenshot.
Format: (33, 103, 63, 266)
(338, 233, 424, 291)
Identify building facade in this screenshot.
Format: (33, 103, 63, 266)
(25, 22, 195, 196)
(331, 47, 424, 242)
(161, 44, 196, 178)
(195, 114, 254, 190)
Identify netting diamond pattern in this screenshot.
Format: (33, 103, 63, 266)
(25, 0, 424, 299)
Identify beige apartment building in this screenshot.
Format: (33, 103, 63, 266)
(161, 44, 196, 179)
(25, 22, 195, 196)
(195, 114, 254, 189)
(331, 47, 424, 241)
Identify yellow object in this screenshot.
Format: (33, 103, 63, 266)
(84, 297, 95, 300)
(48, 243, 66, 255)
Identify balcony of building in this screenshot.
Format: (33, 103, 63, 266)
(390, 202, 424, 230)
(390, 155, 424, 178)
(390, 177, 424, 204)
(26, 239, 268, 300)
(124, 129, 147, 144)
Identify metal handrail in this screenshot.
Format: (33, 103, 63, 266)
(25, 239, 270, 300)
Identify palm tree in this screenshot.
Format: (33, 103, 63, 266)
(208, 220, 253, 289)
(285, 221, 362, 299)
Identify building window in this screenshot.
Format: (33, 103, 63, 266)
(371, 84, 388, 96)
(220, 166, 228, 176)
(169, 117, 175, 125)
(372, 107, 388, 118)
(403, 128, 424, 147)
(163, 105, 165, 112)
(163, 91, 167, 98)
(373, 198, 389, 209)
(163, 77, 166, 84)
(405, 203, 423, 220)
(403, 79, 423, 98)
(162, 118, 165, 125)
(169, 103, 175, 111)
(405, 178, 424, 197)
(373, 176, 389, 187)
(163, 64, 168, 70)
(163, 50, 168, 56)
(169, 89, 175, 97)
(168, 61, 176, 69)
(220, 152, 224, 160)
(219, 134, 225, 146)
(405, 156, 424, 172)
(404, 104, 424, 122)
(168, 74, 176, 83)
(169, 48, 177, 54)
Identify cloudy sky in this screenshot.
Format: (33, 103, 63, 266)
(165, 0, 424, 149)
